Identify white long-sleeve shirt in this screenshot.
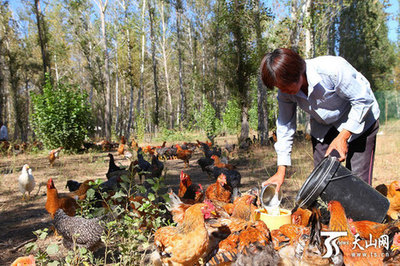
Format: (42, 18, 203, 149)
(274, 56, 380, 166)
(0, 125, 8, 141)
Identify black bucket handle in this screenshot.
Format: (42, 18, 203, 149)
(329, 173, 353, 181)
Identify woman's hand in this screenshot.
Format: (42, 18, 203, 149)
(262, 165, 286, 192)
(325, 129, 352, 161)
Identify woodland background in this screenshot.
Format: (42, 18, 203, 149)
(0, 0, 399, 147)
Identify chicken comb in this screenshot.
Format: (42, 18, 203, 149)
(47, 178, 55, 189)
(198, 184, 203, 191)
(204, 199, 215, 210)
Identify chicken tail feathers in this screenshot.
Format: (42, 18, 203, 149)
(308, 208, 323, 252)
(206, 250, 237, 266)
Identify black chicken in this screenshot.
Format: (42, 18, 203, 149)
(106, 154, 123, 175)
(65, 180, 81, 192)
(137, 148, 151, 183)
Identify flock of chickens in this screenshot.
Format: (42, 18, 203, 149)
(13, 136, 400, 266)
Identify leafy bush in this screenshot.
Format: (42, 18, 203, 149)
(26, 172, 170, 265)
(199, 97, 220, 143)
(30, 75, 94, 151)
(222, 99, 241, 134)
(135, 111, 146, 142)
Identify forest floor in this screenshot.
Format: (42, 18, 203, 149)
(0, 120, 399, 265)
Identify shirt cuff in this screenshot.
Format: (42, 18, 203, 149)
(277, 152, 291, 166)
(341, 117, 364, 134)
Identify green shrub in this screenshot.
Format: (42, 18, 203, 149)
(135, 111, 146, 142)
(200, 97, 220, 143)
(222, 99, 241, 134)
(30, 75, 94, 151)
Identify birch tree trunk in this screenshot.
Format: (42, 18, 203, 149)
(148, 0, 159, 127)
(176, 0, 185, 125)
(304, 0, 313, 58)
(137, 0, 146, 116)
(119, 0, 136, 140)
(114, 40, 120, 134)
(160, 0, 173, 129)
(253, 0, 269, 145)
(93, 0, 112, 140)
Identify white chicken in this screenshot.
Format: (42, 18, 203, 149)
(18, 164, 35, 200)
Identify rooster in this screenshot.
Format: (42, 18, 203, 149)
(49, 147, 63, 167)
(18, 164, 35, 201)
(176, 144, 194, 168)
(153, 201, 217, 265)
(205, 173, 232, 203)
(45, 178, 79, 219)
(328, 201, 384, 266)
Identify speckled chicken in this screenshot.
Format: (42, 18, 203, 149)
(54, 209, 104, 251)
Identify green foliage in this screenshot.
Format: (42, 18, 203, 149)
(199, 96, 220, 142)
(339, 0, 395, 91)
(248, 80, 258, 131)
(27, 170, 170, 265)
(135, 111, 146, 142)
(222, 99, 241, 134)
(30, 74, 94, 151)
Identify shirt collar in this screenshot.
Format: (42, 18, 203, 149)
(305, 59, 322, 93)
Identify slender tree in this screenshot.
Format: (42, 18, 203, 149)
(93, 0, 112, 140)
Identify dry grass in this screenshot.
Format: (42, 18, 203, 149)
(0, 120, 399, 264)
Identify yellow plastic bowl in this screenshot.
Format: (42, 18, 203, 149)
(255, 208, 291, 230)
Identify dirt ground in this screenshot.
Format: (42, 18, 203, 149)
(0, 121, 399, 265)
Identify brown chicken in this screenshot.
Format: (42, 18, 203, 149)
(49, 147, 63, 167)
(117, 143, 125, 155)
(348, 217, 400, 240)
(178, 171, 192, 198)
(66, 179, 93, 200)
(207, 220, 277, 265)
(376, 181, 400, 220)
(278, 208, 329, 265)
(328, 200, 384, 266)
(176, 144, 193, 168)
(205, 173, 232, 203)
(131, 138, 139, 150)
(291, 207, 312, 226)
(45, 178, 79, 219)
(154, 201, 217, 265)
(167, 189, 193, 224)
(211, 155, 236, 170)
(11, 255, 35, 266)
